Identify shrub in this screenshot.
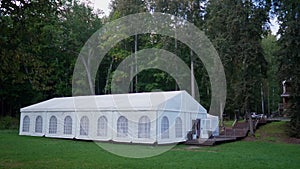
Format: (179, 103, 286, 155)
(0, 116, 19, 130)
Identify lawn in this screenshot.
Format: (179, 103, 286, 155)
(223, 120, 235, 127)
(0, 122, 299, 169)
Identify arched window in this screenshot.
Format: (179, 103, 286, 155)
(117, 116, 128, 137)
(97, 116, 107, 137)
(49, 116, 57, 134)
(35, 116, 43, 133)
(161, 116, 169, 139)
(138, 116, 150, 138)
(175, 117, 183, 138)
(22, 116, 30, 132)
(80, 116, 89, 135)
(64, 116, 72, 135)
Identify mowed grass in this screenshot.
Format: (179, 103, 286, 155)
(1, 122, 300, 169)
(255, 121, 290, 142)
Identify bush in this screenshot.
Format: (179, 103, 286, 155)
(0, 116, 19, 130)
(286, 99, 300, 138)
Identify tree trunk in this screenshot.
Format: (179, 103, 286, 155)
(104, 57, 114, 94)
(248, 112, 254, 136)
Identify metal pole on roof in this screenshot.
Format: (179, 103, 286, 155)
(130, 50, 134, 93)
(174, 23, 178, 91)
(135, 34, 138, 93)
(221, 103, 224, 128)
(190, 49, 195, 99)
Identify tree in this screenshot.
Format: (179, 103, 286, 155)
(59, 0, 103, 96)
(148, 0, 210, 103)
(102, 0, 147, 94)
(0, 0, 103, 116)
(274, 0, 300, 137)
(261, 34, 280, 115)
(205, 0, 271, 117)
(0, 0, 61, 116)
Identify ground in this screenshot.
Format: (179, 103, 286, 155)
(0, 121, 299, 169)
(244, 121, 300, 144)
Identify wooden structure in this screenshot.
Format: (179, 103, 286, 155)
(185, 117, 268, 146)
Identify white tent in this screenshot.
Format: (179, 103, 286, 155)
(19, 91, 218, 144)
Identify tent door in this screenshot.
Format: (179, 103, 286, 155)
(196, 119, 201, 138)
(191, 119, 201, 139)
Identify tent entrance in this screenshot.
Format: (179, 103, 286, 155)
(187, 119, 201, 140)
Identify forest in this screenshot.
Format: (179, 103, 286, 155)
(0, 0, 299, 137)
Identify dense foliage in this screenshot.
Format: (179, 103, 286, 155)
(0, 0, 102, 116)
(274, 0, 300, 137)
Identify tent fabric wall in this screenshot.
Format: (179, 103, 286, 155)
(207, 114, 219, 136)
(19, 91, 218, 144)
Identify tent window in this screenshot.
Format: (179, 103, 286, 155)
(64, 116, 72, 135)
(22, 116, 30, 132)
(205, 119, 211, 129)
(175, 117, 183, 138)
(138, 116, 150, 138)
(80, 116, 89, 136)
(35, 116, 43, 133)
(97, 116, 107, 137)
(49, 116, 57, 134)
(117, 116, 128, 137)
(161, 116, 169, 139)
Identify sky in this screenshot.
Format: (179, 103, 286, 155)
(270, 17, 280, 35)
(89, 0, 279, 35)
(90, 0, 111, 16)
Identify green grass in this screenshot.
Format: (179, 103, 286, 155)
(255, 121, 289, 142)
(0, 123, 300, 169)
(223, 120, 235, 127)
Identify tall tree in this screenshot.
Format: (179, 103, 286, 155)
(0, 0, 61, 116)
(59, 0, 103, 96)
(274, 0, 300, 137)
(205, 0, 271, 117)
(261, 34, 280, 115)
(0, 0, 103, 116)
(148, 0, 210, 103)
(102, 0, 147, 93)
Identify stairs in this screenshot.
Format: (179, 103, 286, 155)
(185, 117, 269, 146)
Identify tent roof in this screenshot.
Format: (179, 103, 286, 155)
(21, 91, 207, 113)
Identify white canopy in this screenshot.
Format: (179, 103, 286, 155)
(21, 91, 207, 113)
